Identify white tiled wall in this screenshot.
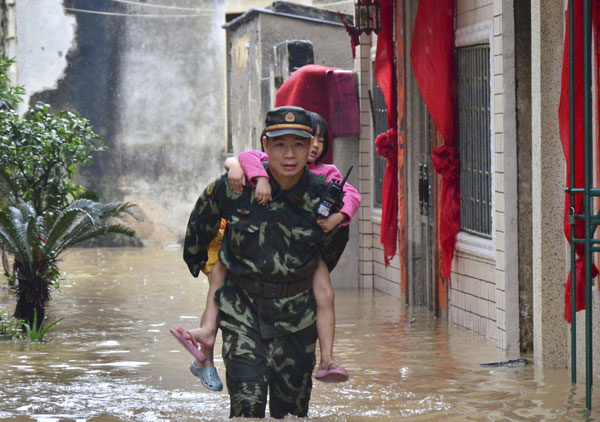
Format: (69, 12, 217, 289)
(357, 35, 375, 290)
(491, 0, 507, 350)
(450, 248, 498, 340)
(448, 0, 509, 349)
(457, 0, 494, 29)
(355, 33, 402, 294)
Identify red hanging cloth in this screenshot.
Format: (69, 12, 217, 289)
(374, 0, 398, 266)
(559, 0, 600, 323)
(410, 0, 459, 280)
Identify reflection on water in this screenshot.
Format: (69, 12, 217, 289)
(0, 247, 598, 421)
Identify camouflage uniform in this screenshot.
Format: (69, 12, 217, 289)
(184, 165, 348, 418)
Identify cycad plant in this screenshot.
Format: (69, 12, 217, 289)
(0, 199, 137, 327)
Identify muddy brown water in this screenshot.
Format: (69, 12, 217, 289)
(0, 247, 598, 421)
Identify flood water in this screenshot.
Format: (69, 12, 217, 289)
(0, 247, 598, 421)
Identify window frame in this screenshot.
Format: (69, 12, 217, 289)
(454, 20, 496, 258)
(457, 43, 492, 238)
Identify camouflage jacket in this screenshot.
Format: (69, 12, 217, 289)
(184, 165, 349, 339)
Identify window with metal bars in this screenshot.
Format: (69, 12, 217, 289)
(457, 45, 492, 238)
(371, 74, 387, 209)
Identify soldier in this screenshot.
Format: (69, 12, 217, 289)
(182, 106, 349, 418)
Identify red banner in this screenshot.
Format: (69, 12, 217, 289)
(410, 0, 459, 280)
(374, 0, 398, 266)
(559, 0, 600, 322)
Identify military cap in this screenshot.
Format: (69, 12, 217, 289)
(264, 106, 313, 139)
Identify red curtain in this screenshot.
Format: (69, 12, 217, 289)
(374, 0, 398, 266)
(559, 0, 599, 323)
(410, 0, 459, 280)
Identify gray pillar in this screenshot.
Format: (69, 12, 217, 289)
(531, 0, 568, 367)
(501, 0, 521, 354)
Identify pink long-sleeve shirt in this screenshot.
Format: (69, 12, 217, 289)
(238, 149, 361, 226)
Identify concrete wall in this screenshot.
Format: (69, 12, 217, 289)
(13, 0, 228, 246)
(513, 0, 533, 353)
(332, 135, 360, 288)
(531, 0, 567, 368)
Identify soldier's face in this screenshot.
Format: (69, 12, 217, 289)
(262, 134, 310, 187)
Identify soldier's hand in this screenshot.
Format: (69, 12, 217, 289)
(228, 165, 246, 193)
(317, 212, 346, 232)
(255, 177, 272, 205)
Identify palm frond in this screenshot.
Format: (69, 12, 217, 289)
(0, 204, 35, 277)
(67, 223, 135, 247)
(44, 207, 93, 251)
(48, 200, 137, 256)
(0, 199, 138, 278)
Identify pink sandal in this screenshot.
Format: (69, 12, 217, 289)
(315, 362, 349, 383)
(170, 327, 206, 363)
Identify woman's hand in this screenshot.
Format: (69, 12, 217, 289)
(226, 159, 246, 194)
(317, 212, 346, 232)
(255, 177, 272, 205)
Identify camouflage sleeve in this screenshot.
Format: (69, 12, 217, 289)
(319, 224, 349, 272)
(183, 175, 226, 277)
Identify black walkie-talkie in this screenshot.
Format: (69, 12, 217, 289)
(317, 166, 354, 218)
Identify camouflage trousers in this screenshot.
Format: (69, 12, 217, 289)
(220, 314, 317, 419)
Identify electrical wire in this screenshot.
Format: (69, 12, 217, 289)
(64, 7, 211, 17)
(108, 0, 215, 12)
(314, 0, 352, 7)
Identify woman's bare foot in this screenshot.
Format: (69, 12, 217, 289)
(176, 326, 217, 368)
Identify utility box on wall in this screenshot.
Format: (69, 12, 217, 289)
(272, 40, 314, 90)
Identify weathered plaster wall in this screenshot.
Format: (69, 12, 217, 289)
(15, 0, 75, 111)
(227, 17, 262, 153)
(111, 2, 226, 246)
(18, 0, 226, 246)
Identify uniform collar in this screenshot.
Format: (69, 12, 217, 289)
(267, 166, 310, 207)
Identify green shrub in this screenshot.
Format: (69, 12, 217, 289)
(23, 308, 63, 342)
(0, 310, 23, 339)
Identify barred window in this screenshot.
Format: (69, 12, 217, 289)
(371, 75, 387, 209)
(457, 45, 492, 238)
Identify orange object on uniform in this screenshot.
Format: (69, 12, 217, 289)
(203, 218, 226, 274)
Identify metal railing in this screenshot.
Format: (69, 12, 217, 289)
(565, 0, 594, 411)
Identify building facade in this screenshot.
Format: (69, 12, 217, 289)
(354, 0, 600, 375)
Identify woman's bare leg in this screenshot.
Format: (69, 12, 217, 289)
(313, 257, 337, 370)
